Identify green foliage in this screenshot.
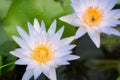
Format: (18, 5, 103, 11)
(4, 0, 75, 37)
(101, 33, 120, 51)
(0, 22, 16, 75)
(0, 0, 12, 19)
(89, 60, 120, 70)
(118, 0, 120, 4)
(117, 77, 120, 80)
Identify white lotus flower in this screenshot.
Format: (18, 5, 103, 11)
(10, 19, 80, 80)
(60, 0, 120, 48)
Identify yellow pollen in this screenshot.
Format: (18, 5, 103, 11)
(32, 45, 53, 64)
(82, 7, 102, 27)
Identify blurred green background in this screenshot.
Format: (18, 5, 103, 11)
(0, 0, 120, 80)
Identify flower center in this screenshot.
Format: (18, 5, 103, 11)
(82, 7, 102, 27)
(32, 45, 53, 64)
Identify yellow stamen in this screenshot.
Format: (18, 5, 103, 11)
(82, 7, 102, 27)
(32, 44, 53, 64)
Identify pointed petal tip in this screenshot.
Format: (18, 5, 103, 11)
(48, 20, 57, 34)
(59, 17, 63, 21)
(70, 55, 80, 60)
(88, 31, 100, 48)
(9, 51, 15, 56)
(72, 44, 76, 48)
(40, 20, 46, 32)
(9, 51, 14, 54)
(76, 56, 80, 59)
(27, 21, 32, 27)
(41, 20, 45, 27)
(67, 55, 80, 61)
(59, 16, 67, 22)
(34, 18, 39, 23)
(12, 35, 15, 38)
(53, 19, 57, 25)
(61, 26, 65, 33)
(95, 42, 100, 48)
(34, 18, 38, 21)
(62, 26, 65, 29)
(60, 26, 65, 32)
(64, 62, 70, 65)
(41, 20, 45, 23)
(15, 60, 20, 65)
(59, 14, 78, 26)
(33, 18, 41, 32)
(27, 21, 30, 24)
(53, 19, 57, 22)
(52, 19, 57, 25)
(16, 25, 20, 29)
(52, 19, 57, 27)
(16, 26, 23, 32)
(12, 36, 18, 40)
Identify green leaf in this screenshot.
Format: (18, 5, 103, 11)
(0, 62, 14, 69)
(62, 0, 73, 14)
(118, 0, 120, 4)
(4, 0, 75, 37)
(0, 0, 13, 19)
(0, 56, 2, 75)
(117, 77, 120, 80)
(0, 24, 14, 57)
(0, 22, 16, 74)
(2, 56, 16, 74)
(89, 59, 120, 71)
